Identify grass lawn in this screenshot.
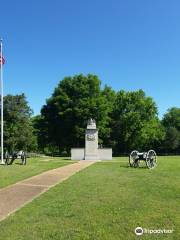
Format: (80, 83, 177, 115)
(0, 156, 179, 240)
(0, 157, 74, 188)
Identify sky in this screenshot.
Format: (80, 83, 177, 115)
(0, 0, 180, 118)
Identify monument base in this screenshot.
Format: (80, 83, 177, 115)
(85, 155, 99, 160)
(71, 148, 84, 160)
(71, 148, 112, 160)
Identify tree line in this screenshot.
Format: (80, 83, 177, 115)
(1, 74, 180, 155)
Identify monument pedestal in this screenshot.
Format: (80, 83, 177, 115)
(85, 127, 99, 160)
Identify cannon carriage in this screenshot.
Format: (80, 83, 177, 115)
(129, 150, 157, 169)
(4, 150, 27, 165)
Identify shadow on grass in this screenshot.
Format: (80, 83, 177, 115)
(122, 165, 148, 169)
(102, 162, 148, 169)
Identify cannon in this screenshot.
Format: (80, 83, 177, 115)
(129, 150, 157, 169)
(5, 150, 27, 165)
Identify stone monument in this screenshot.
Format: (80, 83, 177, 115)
(71, 119, 112, 160)
(85, 119, 99, 160)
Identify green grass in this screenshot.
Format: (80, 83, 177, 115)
(0, 157, 74, 188)
(0, 156, 179, 240)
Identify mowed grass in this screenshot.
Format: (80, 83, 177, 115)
(0, 156, 179, 240)
(0, 157, 74, 188)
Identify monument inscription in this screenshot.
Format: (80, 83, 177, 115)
(86, 134, 95, 141)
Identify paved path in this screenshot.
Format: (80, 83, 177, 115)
(0, 161, 95, 221)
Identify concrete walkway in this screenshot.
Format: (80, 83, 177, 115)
(0, 161, 95, 221)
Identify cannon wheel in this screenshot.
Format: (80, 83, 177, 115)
(4, 152, 11, 165)
(146, 150, 157, 169)
(21, 153, 27, 165)
(129, 150, 139, 168)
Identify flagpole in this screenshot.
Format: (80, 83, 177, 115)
(0, 39, 4, 164)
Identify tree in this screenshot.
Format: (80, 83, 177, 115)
(2, 94, 37, 152)
(163, 127, 179, 152)
(40, 74, 114, 153)
(111, 90, 165, 154)
(31, 115, 48, 152)
(161, 108, 180, 153)
(162, 107, 180, 131)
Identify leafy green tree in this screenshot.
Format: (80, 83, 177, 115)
(162, 107, 180, 130)
(163, 127, 179, 152)
(111, 90, 165, 154)
(31, 115, 48, 152)
(41, 74, 114, 153)
(99, 85, 116, 146)
(161, 108, 180, 153)
(2, 94, 37, 152)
